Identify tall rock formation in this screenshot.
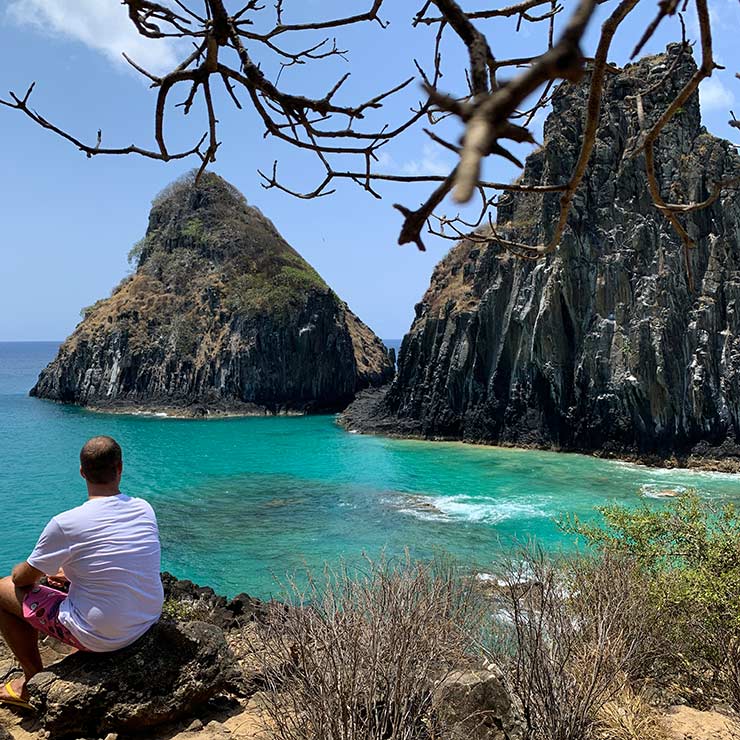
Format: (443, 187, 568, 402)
(32, 172, 394, 415)
(344, 45, 740, 465)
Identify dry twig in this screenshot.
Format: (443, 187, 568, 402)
(2, 0, 738, 262)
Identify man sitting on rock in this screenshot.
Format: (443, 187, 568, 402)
(0, 436, 164, 709)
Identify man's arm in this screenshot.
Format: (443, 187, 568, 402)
(11, 561, 44, 588)
(47, 568, 69, 589)
(26, 519, 70, 584)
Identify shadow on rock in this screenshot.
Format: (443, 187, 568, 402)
(27, 620, 240, 739)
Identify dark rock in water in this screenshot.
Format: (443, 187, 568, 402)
(27, 620, 238, 738)
(31, 172, 394, 415)
(344, 45, 740, 465)
(161, 571, 267, 628)
(433, 667, 524, 739)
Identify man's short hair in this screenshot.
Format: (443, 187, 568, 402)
(80, 436, 122, 485)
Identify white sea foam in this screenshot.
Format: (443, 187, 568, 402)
(381, 494, 450, 522)
(430, 495, 551, 524)
(492, 608, 515, 626)
(397, 507, 449, 522)
(639, 483, 689, 499)
(614, 459, 738, 482)
(476, 572, 509, 588)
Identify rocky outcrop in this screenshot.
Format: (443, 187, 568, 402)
(433, 667, 524, 740)
(27, 620, 239, 738)
(161, 571, 268, 629)
(344, 45, 740, 465)
(31, 172, 394, 415)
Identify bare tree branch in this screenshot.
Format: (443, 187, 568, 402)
(2, 0, 737, 265)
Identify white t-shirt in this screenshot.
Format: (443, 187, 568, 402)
(27, 493, 164, 652)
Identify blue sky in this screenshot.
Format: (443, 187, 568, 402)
(1, 1, 738, 341)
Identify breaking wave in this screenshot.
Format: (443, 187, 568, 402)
(428, 495, 553, 524)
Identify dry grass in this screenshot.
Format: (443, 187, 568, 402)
(241, 535, 740, 740)
(417, 238, 484, 321)
(594, 688, 668, 740)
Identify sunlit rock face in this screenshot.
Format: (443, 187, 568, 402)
(345, 45, 740, 464)
(32, 172, 394, 415)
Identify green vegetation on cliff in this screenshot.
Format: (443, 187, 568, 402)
(134, 170, 333, 316)
(31, 170, 394, 412)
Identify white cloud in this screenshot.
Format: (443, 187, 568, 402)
(383, 142, 454, 177)
(699, 76, 736, 113)
(7, 0, 179, 75)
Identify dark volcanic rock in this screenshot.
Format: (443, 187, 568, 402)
(344, 45, 740, 466)
(27, 620, 238, 738)
(161, 571, 267, 629)
(31, 172, 394, 415)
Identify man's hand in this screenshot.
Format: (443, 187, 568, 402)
(46, 568, 69, 590)
(10, 561, 43, 588)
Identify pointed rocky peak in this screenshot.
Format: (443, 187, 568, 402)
(32, 173, 394, 415)
(126, 171, 330, 316)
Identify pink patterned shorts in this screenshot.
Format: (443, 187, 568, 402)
(23, 585, 90, 651)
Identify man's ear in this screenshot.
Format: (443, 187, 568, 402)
(80, 466, 86, 480)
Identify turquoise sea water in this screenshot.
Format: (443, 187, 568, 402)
(1, 341, 738, 598)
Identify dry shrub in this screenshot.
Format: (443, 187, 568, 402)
(257, 554, 487, 740)
(488, 548, 667, 740)
(721, 638, 740, 711)
(594, 688, 668, 740)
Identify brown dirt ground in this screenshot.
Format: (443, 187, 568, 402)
(661, 705, 740, 740)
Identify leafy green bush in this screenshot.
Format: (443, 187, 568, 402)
(127, 237, 147, 267)
(79, 298, 105, 319)
(226, 262, 328, 316)
(564, 492, 740, 629)
(563, 492, 740, 703)
(160, 596, 216, 623)
(181, 217, 205, 241)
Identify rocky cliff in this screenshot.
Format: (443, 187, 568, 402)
(32, 172, 394, 415)
(343, 45, 740, 466)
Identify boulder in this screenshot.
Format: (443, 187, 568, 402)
(27, 620, 239, 738)
(433, 667, 524, 740)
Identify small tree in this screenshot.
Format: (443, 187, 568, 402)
(564, 492, 740, 705)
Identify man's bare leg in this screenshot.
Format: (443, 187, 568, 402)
(0, 576, 42, 700)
